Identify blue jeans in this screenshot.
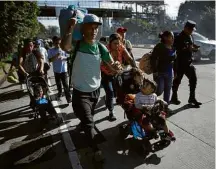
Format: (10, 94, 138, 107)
(153, 72, 173, 104)
(101, 73, 115, 112)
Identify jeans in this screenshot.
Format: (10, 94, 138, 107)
(153, 72, 173, 104)
(54, 72, 71, 99)
(101, 73, 115, 112)
(72, 89, 99, 150)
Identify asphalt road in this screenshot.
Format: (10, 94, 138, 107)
(0, 48, 214, 169)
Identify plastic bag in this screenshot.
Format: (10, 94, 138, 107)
(59, 5, 87, 41)
(7, 69, 19, 83)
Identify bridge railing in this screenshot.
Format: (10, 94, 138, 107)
(37, 1, 133, 11)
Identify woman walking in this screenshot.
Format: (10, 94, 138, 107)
(150, 31, 176, 105)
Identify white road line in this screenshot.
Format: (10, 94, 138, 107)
(48, 78, 83, 169)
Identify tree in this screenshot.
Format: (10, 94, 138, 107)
(46, 26, 60, 38)
(177, 1, 215, 39)
(0, 1, 40, 58)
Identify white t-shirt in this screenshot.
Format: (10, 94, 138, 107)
(134, 92, 157, 109)
(38, 47, 48, 63)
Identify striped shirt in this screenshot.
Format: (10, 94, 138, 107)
(134, 92, 157, 109)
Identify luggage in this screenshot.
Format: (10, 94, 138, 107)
(59, 5, 87, 41)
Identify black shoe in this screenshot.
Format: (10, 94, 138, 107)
(75, 122, 84, 132)
(66, 97, 72, 103)
(170, 93, 181, 105)
(57, 93, 62, 101)
(188, 97, 202, 106)
(108, 111, 117, 121)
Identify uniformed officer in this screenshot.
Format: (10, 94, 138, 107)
(170, 20, 202, 106)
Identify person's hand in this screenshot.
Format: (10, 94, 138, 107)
(153, 72, 158, 77)
(39, 69, 44, 75)
(25, 72, 29, 77)
(67, 18, 77, 32)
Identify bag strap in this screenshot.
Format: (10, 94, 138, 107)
(69, 40, 81, 87)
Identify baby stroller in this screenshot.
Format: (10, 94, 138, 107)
(26, 75, 60, 124)
(115, 69, 173, 155)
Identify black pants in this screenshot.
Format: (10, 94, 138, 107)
(101, 73, 115, 111)
(54, 72, 71, 99)
(72, 89, 99, 150)
(172, 64, 197, 93)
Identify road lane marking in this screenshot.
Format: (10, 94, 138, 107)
(48, 78, 83, 169)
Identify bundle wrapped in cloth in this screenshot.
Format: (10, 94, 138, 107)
(59, 5, 88, 41)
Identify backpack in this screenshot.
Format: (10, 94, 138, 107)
(22, 49, 39, 73)
(68, 41, 104, 87)
(139, 50, 153, 75)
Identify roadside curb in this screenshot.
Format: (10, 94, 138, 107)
(133, 44, 155, 49)
(48, 78, 83, 169)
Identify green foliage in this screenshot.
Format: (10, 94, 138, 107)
(121, 18, 156, 35)
(0, 1, 40, 57)
(177, 1, 215, 39)
(36, 24, 60, 39)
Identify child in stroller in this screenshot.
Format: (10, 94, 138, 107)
(132, 78, 175, 141)
(26, 76, 61, 125)
(116, 69, 175, 153)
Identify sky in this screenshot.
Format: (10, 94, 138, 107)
(164, 0, 186, 19)
(39, 0, 186, 27)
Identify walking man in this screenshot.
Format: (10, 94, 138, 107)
(61, 14, 122, 162)
(170, 20, 202, 107)
(48, 36, 72, 103)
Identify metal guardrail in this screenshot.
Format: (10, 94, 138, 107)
(37, 1, 133, 10)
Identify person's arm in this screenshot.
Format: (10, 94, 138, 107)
(61, 18, 77, 51)
(100, 44, 123, 74)
(150, 45, 159, 73)
(48, 49, 60, 63)
(34, 50, 44, 74)
(18, 50, 29, 76)
(122, 46, 136, 67)
(60, 52, 69, 61)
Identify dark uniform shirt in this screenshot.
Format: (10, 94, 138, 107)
(175, 31, 193, 65)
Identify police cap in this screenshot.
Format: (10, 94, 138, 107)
(185, 20, 196, 30)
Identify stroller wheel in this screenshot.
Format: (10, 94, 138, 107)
(119, 123, 130, 139)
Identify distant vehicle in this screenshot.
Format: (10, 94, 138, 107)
(173, 31, 216, 61)
(192, 32, 215, 61)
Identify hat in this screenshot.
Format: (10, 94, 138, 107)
(83, 14, 102, 25)
(117, 27, 127, 33)
(185, 20, 196, 30)
(35, 39, 41, 45)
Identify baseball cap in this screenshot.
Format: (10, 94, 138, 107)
(83, 14, 102, 25)
(185, 20, 196, 30)
(35, 39, 41, 45)
(117, 27, 127, 33)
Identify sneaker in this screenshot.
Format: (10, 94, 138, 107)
(108, 111, 117, 121)
(93, 150, 105, 162)
(163, 130, 176, 141)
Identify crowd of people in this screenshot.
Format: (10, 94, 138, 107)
(9, 13, 202, 162)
